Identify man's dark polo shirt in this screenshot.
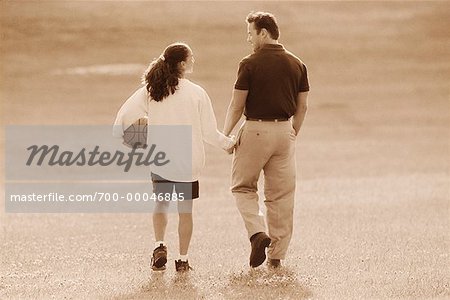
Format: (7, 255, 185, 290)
(234, 44, 309, 119)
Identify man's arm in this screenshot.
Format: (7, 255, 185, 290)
(223, 89, 248, 136)
(292, 91, 308, 136)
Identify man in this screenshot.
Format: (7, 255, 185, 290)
(223, 11, 309, 268)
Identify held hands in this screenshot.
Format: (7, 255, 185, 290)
(222, 134, 237, 155)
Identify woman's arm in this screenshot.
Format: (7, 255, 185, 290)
(199, 90, 235, 150)
(112, 87, 148, 138)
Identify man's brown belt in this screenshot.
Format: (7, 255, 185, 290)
(246, 117, 289, 122)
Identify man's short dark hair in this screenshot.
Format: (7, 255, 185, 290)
(246, 11, 280, 40)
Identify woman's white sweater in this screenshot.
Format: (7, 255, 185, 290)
(113, 78, 233, 181)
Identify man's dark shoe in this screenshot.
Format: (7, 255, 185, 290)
(151, 244, 167, 271)
(249, 232, 271, 268)
(267, 259, 281, 268)
(175, 259, 193, 272)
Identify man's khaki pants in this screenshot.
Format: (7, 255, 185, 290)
(231, 120, 296, 260)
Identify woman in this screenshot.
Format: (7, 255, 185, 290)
(113, 43, 234, 272)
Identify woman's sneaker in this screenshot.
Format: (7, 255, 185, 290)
(151, 244, 167, 271)
(175, 259, 193, 272)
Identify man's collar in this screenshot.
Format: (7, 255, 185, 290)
(259, 43, 284, 51)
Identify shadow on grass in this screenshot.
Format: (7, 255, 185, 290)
(117, 271, 198, 300)
(222, 267, 313, 299)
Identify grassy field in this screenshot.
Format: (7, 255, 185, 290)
(1, 1, 449, 299)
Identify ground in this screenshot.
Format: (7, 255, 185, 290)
(0, 1, 449, 299)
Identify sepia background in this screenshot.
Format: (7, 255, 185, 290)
(1, 1, 449, 299)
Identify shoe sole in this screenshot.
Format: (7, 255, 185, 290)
(152, 265, 166, 271)
(250, 237, 271, 268)
(153, 256, 167, 269)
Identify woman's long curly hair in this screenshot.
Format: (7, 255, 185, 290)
(142, 43, 191, 102)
